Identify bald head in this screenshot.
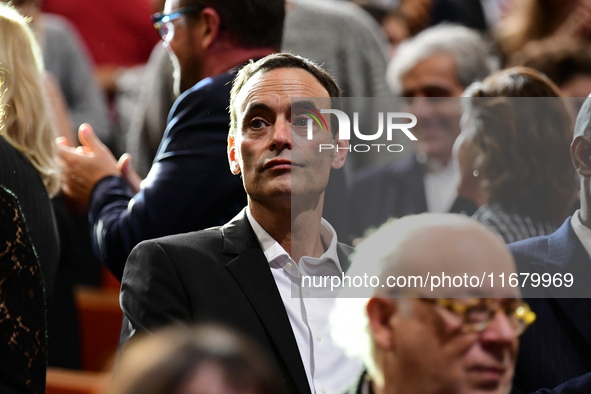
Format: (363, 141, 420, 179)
(346, 213, 517, 298)
(333, 214, 521, 394)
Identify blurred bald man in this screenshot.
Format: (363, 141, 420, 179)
(332, 213, 536, 394)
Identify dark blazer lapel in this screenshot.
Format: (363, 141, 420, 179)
(540, 219, 591, 348)
(222, 209, 311, 394)
(395, 155, 428, 215)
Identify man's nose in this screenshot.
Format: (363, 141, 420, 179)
(270, 118, 292, 150)
(481, 310, 519, 344)
(407, 96, 435, 120)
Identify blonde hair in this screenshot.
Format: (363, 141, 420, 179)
(0, 3, 59, 197)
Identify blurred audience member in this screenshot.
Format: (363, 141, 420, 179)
(42, 0, 159, 97)
(349, 1, 410, 56)
(509, 94, 591, 393)
(0, 187, 47, 394)
(455, 67, 576, 243)
(2, 0, 111, 149)
(349, 25, 496, 240)
(57, 0, 283, 280)
(496, 0, 591, 60)
(332, 213, 533, 394)
(0, 3, 61, 391)
(0, 2, 60, 292)
(508, 36, 591, 114)
(284, 0, 390, 103)
(125, 43, 175, 178)
(395, 0, 492, 34)
(3, 0, 111, 367)
(110, 324, 282, 394)
(283, 0, 391, 235)
(42, 0, 159, 155)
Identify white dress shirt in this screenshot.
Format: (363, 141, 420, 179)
(422, 156, 457, 213)
(571, 210, 591, 259)
(246, 208, 362, 394)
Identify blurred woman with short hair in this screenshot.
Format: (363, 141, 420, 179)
(454, 67, 577, 243)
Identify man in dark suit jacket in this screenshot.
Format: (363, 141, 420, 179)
(349, 25, 496, 239)
(120, 54, 362, 394)
(351, 154, 478, 239)
(508, 95, 591, 393)
(56, 0, 284, 279)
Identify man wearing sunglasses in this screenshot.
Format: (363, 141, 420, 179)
(332, 213, 534, 394)
(57, 0, 284, 279)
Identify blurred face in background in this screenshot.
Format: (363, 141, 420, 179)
(162, 0, 204, 95)
(401, 53, 465, 166)
(369, 224, 521, 394)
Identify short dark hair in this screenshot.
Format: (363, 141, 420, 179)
(229, 53, 342, 137)
(110, 324, 283, 394)
(181, 0, 284, 51)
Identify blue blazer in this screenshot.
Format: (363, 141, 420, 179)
(509, 218, 591, 393)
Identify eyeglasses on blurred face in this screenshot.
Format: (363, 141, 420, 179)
(420, 297, 536, 336)
(151, 5, 205, 40)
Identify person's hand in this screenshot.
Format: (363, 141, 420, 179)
(57, 123, 120, 210)
(117, 153, 142, 194)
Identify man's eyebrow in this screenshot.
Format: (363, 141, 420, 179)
(292, 100, 321, 112)
(241, 102, 271, 119)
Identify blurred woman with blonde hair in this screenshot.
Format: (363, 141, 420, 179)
(0, 3, 61, 392)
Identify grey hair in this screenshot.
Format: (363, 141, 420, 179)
(387, 24, 499, 95)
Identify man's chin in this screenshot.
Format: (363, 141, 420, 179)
(465, 373, 512, 394)
(416, 144, 453, 165)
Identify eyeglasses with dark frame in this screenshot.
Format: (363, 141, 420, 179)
(151, 5, 205, 40)
(419, 298, 536, 336)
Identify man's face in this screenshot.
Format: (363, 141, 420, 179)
(388, 297, 518, 394)
(228, 68, 348, 206)
(401, 53, 465, 165)
(163, 0, 203, 95)
(380, 229, 519, 394)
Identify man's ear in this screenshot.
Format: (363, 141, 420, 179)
(196, 7, 220, 49)
(331, 137, 348, 169)
(366, 298, 397, 351)
(228, 136, 241, 175)
(571, 135, 591, 177)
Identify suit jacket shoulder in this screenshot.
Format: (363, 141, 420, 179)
(509, 218, 591, 393)
(349, 155, 427, 239)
